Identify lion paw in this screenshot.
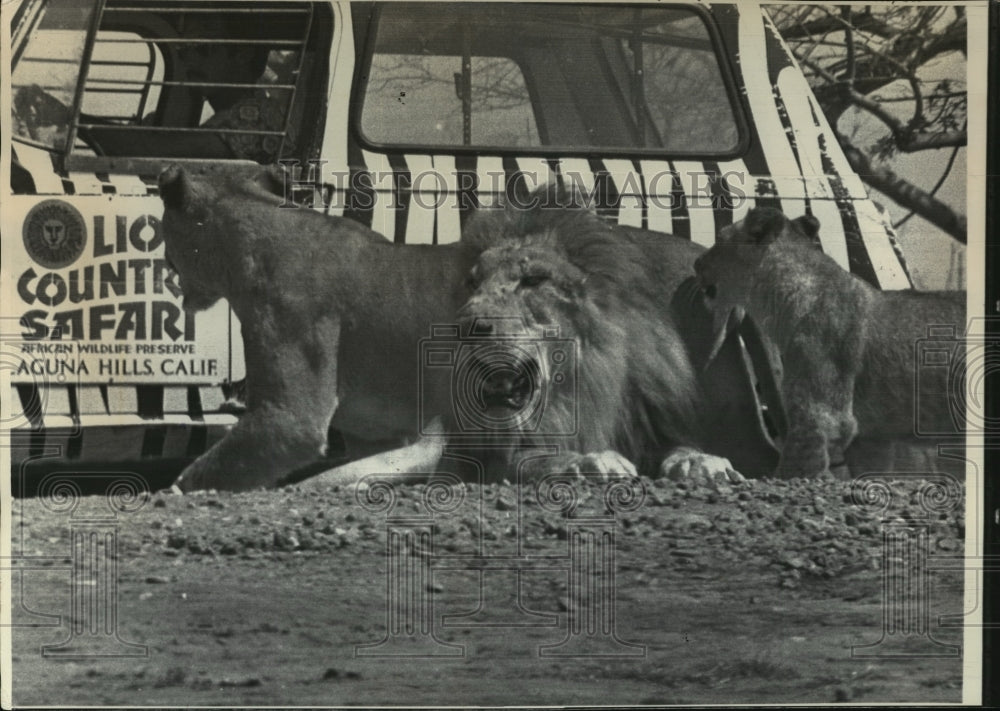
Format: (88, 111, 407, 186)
(659, 447, 745, 487)
(566, 450, 639, 480)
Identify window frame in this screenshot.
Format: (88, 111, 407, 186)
(22, 0, 327, 175)
(351, 2, 751, 160)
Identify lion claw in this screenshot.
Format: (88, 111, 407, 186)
(660, 448, 745, 487)
(568, 450, 639, 480)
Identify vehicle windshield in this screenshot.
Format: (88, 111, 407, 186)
(360, 3, 742, 154)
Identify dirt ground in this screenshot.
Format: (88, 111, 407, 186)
(8, 472, 967, 706)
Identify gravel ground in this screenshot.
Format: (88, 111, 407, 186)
(9, 471, 967, 706)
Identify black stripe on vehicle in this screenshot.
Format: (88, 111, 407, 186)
(386, 152, 411, 244)
(67, 383, 79, 419)
(763, 17, 796, 86)
(11, 148, 37, 194)
(632, 159, 650, 232)
(811, 102, 910, 287)
(454, 154, 479, 230)
(667, 162, 690, 240)
(141, 426, 166, 458)
(17, 384, 44, 427)
(503, 156, 528, 207)
(137, 385, 164, 419)
(551, 159, 575, 197)
(433, 201, 442, 246)
(836, 198, 880, 287)
(769, 86, 804, 194)
(96, 172, 116, 195)
(546, 158, 561, 190)
(587, 158, 619, 223)
(810, 118, 882, 286)
(705, 160, 733, 231)
(187, 386, 203, 420)
(883, 225, 914, 284)
(343, 142, 374, 228)
(186, 425, 207, 458)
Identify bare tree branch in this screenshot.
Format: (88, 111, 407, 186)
(894, 140, 961, 229)
(798, 56, 966, 153)
(836, 131, 966, 243)
(773, 8, 894, 41)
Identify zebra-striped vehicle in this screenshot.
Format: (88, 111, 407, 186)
(6, 0, 913, 489)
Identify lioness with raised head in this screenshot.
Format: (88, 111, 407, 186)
(158, 163, 480, 492)
(694, 207, 966, 478)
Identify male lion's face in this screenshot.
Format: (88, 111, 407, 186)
(456, 232, 589, 427)
(461, 234, 589, 336)
(694, 208, 821, 356)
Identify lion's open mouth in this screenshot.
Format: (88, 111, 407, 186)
(480, 368, 535, 411)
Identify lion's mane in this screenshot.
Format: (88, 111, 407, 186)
(460, 191, 707, 475)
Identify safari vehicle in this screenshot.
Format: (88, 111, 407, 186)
(5, 0, 914, 491)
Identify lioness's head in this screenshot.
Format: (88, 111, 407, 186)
(694, 207, 820, 357)
(157, 163, 288, 311)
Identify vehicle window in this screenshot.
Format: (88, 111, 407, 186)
(609, 15, 740, 153)
(80, 31, 164, 127)
(365, 55, 539, 147)
(12, 0, 99, 150)
(12, 0, 330, 164)
(359, 3, 742, 154)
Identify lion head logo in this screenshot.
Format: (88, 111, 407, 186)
(22, 200, 87, 269)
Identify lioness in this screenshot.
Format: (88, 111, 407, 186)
(158, 163, 480, 492)
(694, 207, 966, 478)
(159, 164, 777, 490)
(456, 194, 779, 481)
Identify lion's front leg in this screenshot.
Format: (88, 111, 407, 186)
(776, 364, 859, 479)
(776, 407, 858, 479)
(174, 405, 332, 492)
(509, 449, 639, 481)
(173, 315, 341, 492)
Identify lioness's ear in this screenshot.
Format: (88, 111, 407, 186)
(743, 207, 787, 245)
(792, 214, 821, 240)
(158, 164, 189, 212)
(256, 163, 288, 198)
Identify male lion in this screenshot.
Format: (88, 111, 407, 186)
(455, 195, 780, 482)
(694, 207, 966, 478)
(159, 164, 777, 491)
(158, 163, 479, 492)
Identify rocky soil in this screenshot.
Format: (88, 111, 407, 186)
(10, 471, 968, 706)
